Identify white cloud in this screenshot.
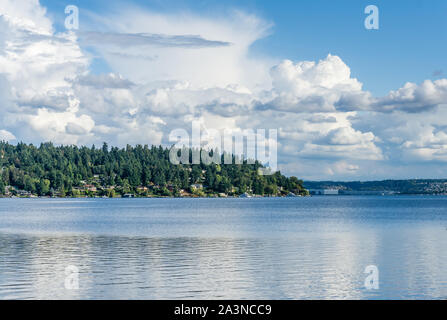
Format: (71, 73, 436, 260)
(265, 55, 368, 113)
(324, 127, 376, 146)
(325, 161, 360, 176)
(83, 7, 274, 90)
(0, 0, 52, 34)
(0, 129, 16, 141)
(299, 141, 383, 161)
(375, 79, 447, 113)
(25, 107, 95, 144)
(0, 0, 91, 144)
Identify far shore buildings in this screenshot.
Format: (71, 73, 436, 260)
(137, 186, 149, 192)
(308, 189, 396, 195)
(190, 184, 203, 190)
(308, 189, 339, 195)
(84, 184, 97, 192)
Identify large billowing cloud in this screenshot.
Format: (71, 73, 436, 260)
(1, 0, 447, 180)
(265, 55, 369, 113)
(0, 0, 92, 144)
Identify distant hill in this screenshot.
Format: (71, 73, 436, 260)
(304, 180, 447, 195)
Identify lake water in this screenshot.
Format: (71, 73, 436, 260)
(0, 196, 446, 300)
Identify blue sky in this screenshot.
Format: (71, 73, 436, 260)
(2, 0, 447, 180)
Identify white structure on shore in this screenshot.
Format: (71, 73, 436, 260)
(239, 193, 252, 198)
(308, 189, 339, 195)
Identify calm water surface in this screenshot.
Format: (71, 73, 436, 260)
(0, 196, 446, 299)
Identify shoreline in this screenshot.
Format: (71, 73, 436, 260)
(0, 195, 306, 199)
(1, 193, 446, 199)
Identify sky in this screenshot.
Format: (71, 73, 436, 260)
(1, 0, 447, 180)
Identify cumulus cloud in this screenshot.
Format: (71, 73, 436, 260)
(374, 79, 447, 113)
(0, 13, 87, 103)
(323, 127, 376, 146)
(385, 118, 447, 162)
(0, 0, 92, 144)
(264, 55, 369, 113)
(22, 94, 95, 145)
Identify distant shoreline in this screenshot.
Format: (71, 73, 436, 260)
(304, 179, 447, 195)
(1, 193, 446, 199)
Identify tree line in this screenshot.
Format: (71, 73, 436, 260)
(0, 142, 308, 197)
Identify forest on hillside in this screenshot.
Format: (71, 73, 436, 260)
(0, 142, 307, 197)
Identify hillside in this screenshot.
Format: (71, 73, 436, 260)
(304, 180, 447, 195)
(0, 142, 307, 198)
